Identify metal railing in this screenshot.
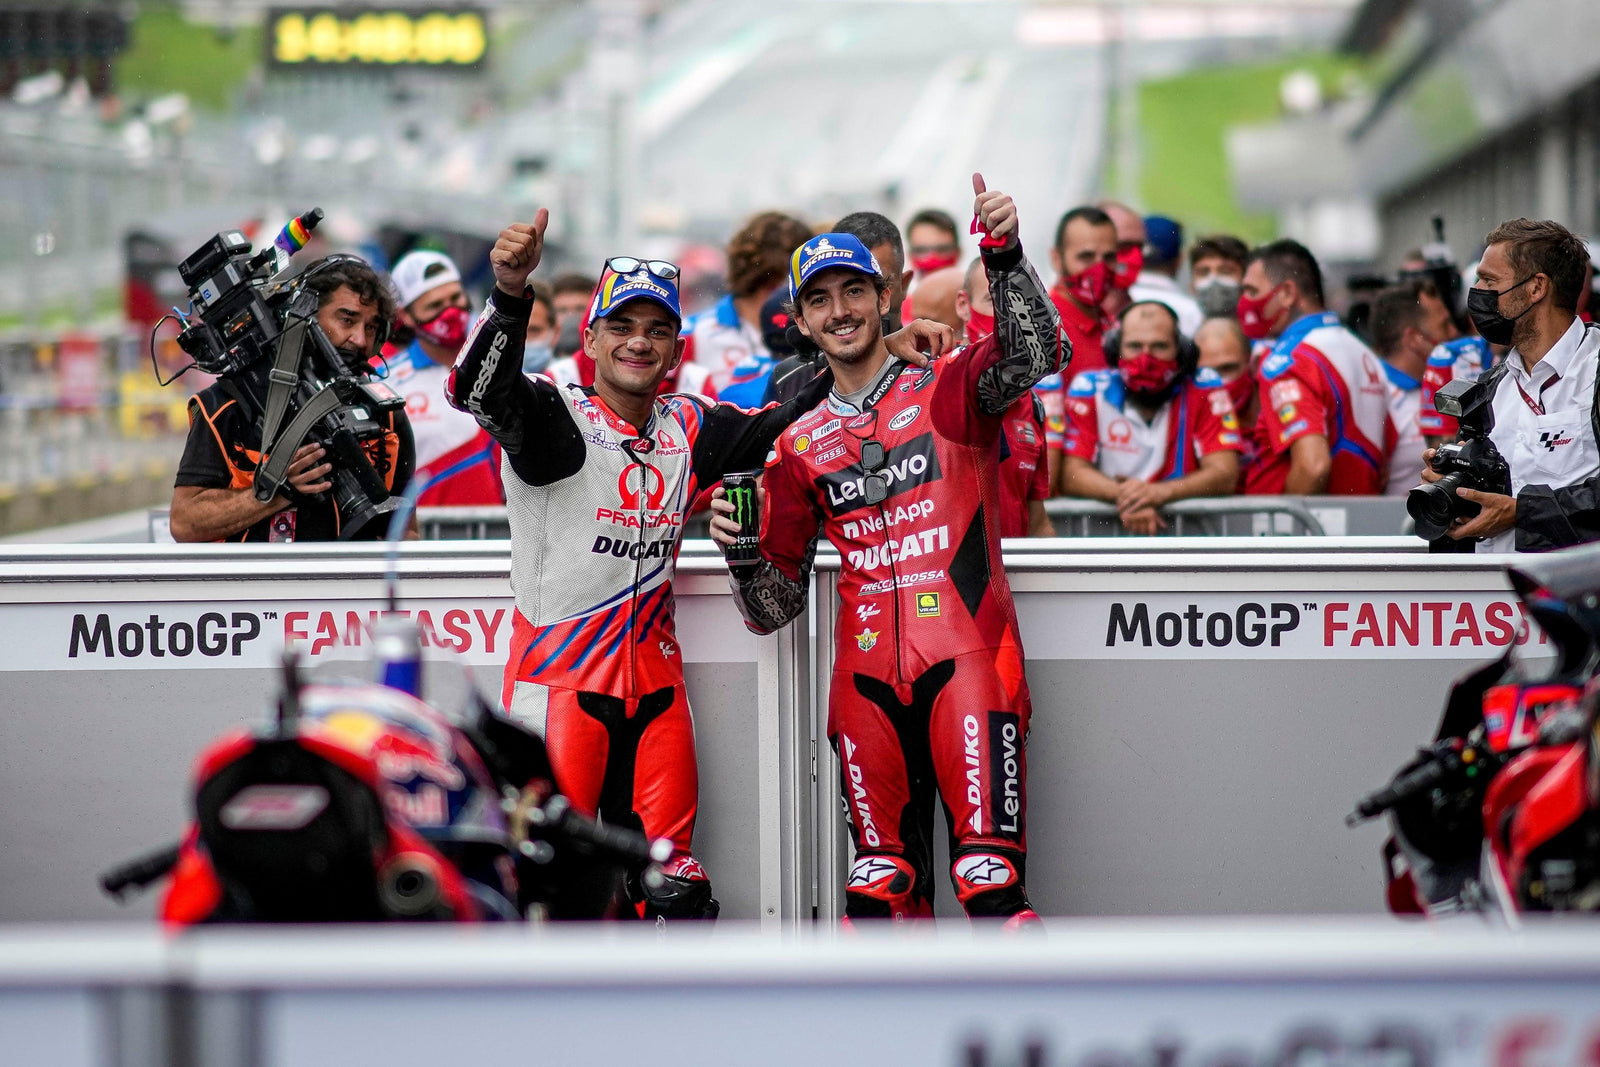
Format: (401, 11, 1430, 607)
(1043, 496, 1328, 537)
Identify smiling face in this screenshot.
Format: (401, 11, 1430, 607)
(795, 267, 890, 367)
(583, 298, 685, 400)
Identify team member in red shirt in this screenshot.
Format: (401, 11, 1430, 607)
(710, 176, 1068, 925)
(1238, 239, 1394, 495)
(956, 255, 1052, 537)
(1059, 302, 1242, 534)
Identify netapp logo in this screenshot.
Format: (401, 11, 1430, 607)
(816, 432, 941, 516)
(69, 612, 263, 659)
(1106, 602, 1300, 648)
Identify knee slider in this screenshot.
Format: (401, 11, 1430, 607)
(640, 855, 719, 920)
(951, 850, 1030, 918)
(845, 854, 919, 920)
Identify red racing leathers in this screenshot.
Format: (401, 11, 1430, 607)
(446, 285, 832, 918)
(729, 242, 1068, 919)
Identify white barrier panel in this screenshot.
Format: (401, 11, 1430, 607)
(2, 923, 1599, 1066)
(0, 544, 795, 926)
(812, 551, 1535, 920)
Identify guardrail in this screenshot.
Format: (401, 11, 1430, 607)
(1044, 496, 1329, 536)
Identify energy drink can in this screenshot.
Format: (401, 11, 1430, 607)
(721, 471, 762, 573)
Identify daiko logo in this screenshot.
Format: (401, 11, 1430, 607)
(618, 463, 667, 510)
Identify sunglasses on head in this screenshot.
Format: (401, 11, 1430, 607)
(861, 438, 889, 506)
(606, 257, 680, 281)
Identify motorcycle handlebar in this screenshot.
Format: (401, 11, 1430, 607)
(99, 844, 181, 902)
(532, 796, 672, 868)
(1346, 749, 1459, 826)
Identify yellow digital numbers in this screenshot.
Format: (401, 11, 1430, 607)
(270, 8, 488, 68)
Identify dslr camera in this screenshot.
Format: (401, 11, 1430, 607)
(162, 209, 406, 539)
(1408, 376, 1511, 541)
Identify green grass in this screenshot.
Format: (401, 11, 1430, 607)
(1132, 54, 1370, 244)
(114, 5, 261, 111)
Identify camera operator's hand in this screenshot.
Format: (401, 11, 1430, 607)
(491, 208, 550, 297)
(1419, 447, 1442, 485)
(1446, 489, 1516, 540)
(282, 443, 333, 499)
(708, 484, 763, 554)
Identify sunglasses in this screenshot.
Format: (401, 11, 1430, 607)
(606, 257, 680, 281)
(861, 438, 888, 506)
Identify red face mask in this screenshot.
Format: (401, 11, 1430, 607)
(965, 307, 995, 345)
(415, 304, 471, 350)
(1112, 245, 1143, 291)
(1236, 284, 1283, 341)
(1119, 352, 1180, 395)
(1224, 370, 1256, 414)
(1061, 261, 1114, 310)
(911, 251, 959, 274)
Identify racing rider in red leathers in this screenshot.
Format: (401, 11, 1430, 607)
(710, 176, 1068, 924)
(447, 210, 950, 919)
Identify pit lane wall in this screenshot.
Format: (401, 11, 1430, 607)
(0, 540, 1530, 921)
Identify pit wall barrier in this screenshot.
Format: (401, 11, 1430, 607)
(5, 924, 1600, 1067)
(0, 540, 1532, 925)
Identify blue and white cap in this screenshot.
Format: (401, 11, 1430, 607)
(588, 264, 682, 325)
(788, 233, 883, 304)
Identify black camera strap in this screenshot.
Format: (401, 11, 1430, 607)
(252, 315, 322, 502)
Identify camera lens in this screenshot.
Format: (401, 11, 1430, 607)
(1408, 474, 1469, 541)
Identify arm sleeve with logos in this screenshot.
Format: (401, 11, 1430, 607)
(1060, 375, 1101, 463)
(964, 242, 1070, 419)
(1193, 379, 1244, 457)
(445, 287, 586, 487)
(727, 440, 822, 635)
(1262, 357, 1327, 453)
(689, 365, 835, 487)
(1027, 393, 1052, 501)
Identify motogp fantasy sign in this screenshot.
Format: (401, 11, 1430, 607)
(267, 7, 488, 70)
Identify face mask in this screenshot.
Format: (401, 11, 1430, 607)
(1466, 277, 1535, 346)
(1061, 261, 1114, 310)
(911, 250, 959, 274)
(1112, 245, 1144, 291)
(522, 342, 554, 375)
(965, 307, 995, 345)
(1194, 276, 1242, 318)
(1236, 284, 1283, 341)
(1224, 370, 1256, 413)
(1119, 352, 1181, 396)
(416, 304, 471, 350)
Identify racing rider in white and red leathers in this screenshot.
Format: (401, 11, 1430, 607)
(447, 210, 950, 919)
(710, 176, 1068, 925)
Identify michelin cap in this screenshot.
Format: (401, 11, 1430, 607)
(390, 250, 461, 308)
(587, 264, 682, 325)
(788, 233, 883, 304)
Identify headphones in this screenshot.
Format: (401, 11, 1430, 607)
(1103, 299, 1198, 377)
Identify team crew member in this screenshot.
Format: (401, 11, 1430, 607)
(387, 251, 504, 506)
(711, 177, 1067, 924)
(1369, 281, 1456, 495)
(523, 279, 557, 374)
(1060, 302, 1241, 534)
(957, 256, 1053, 537)
(1096, 200, 1146, 321)
(171, 256, 414, 542)
(1188, 234, 1250, 319)
(906, 207, 962, 282)
(1239, 239, 1393, 495)
(684, 211, 815, 399)
(448, 212, 951, 918)
(1127, 215, 1204, 335)
(1195, 315, 1259, 489)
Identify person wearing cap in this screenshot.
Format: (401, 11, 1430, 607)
(1129, 215, 1204, 335)
(387, 250, 504, 507)
(708, 175, 1067, 927)
(445, 210, 952, 921)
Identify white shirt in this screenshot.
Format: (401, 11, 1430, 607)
(1481, 317, 1600, 552)
(1383, 362, 1424, 498)
(1127, 272, 1204, 336)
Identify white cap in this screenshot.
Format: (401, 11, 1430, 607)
(390, 250, 461, 308)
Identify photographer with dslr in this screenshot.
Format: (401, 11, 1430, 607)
(170, 255, 415, 542)
(1417, 219, 1600, 552)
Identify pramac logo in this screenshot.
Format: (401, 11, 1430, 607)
(618, 463, 667, 510)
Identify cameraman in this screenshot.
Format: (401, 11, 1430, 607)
(170, 256, 415, 542)
(1422, 219, 1600, 551)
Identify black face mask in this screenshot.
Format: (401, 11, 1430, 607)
(1466, 275, 1535, 346)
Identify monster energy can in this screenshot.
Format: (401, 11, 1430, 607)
(721, 471, 762, 573)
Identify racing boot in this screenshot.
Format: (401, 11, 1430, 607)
(637, 853, 719, 920)
(951, 848, 1033, 921)
(843, 853, 931, 923)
